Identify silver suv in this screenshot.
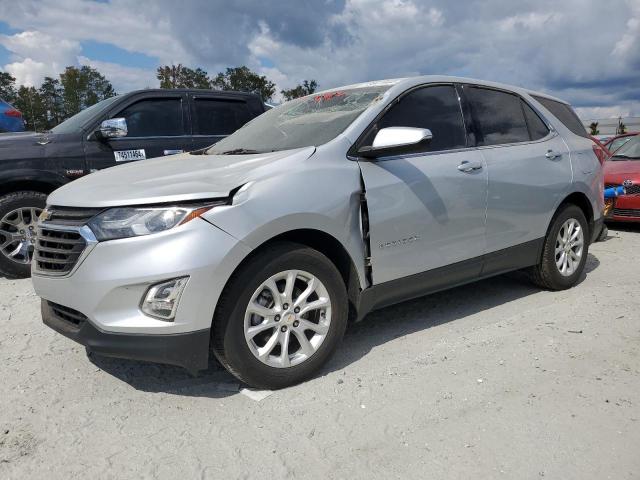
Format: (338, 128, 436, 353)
(32, 76, 603, 389)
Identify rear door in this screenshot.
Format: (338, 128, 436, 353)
(85, 93, 191, 171)
(357, 84, 488, 284)
(189, 94, 254, 151)
(461, 85, 571, 269)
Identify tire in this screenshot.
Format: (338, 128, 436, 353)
(212, 242, 348, 389)
(596, 224, 608, 242)
(528, 204, 589, 290)
(0, 191, 47, 279)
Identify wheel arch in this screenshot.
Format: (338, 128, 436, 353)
(556, 191, 594, 237)
(215, 229, 364, 326)
(0, 171, 68, 198)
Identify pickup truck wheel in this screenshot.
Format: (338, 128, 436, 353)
(0, 191, 47, 279)
(212, 242, 348, 389)
(528, 204, 589, 290)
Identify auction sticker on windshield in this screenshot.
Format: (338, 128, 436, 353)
(114, 149, 146, 162)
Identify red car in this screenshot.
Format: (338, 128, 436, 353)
(604, 135, 640, 222)
(590, 135, 612, 163)
(604, 132, 638, 154)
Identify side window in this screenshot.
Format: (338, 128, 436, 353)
(521, 101, 549, 140)
(116, 98, 183, 137)
(366, 85, 467, 152)
(192, 99, 252, 135)
(531, 95, 588, 138)
(465, 87, 530, 146)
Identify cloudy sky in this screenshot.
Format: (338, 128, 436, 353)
(0, 0, 638, 119)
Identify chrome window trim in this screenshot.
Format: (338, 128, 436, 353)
(32, 224, 98, 278)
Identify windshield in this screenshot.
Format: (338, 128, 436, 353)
(207, 85, 391, 154)
(50, 95, 121, 134)
(612, 136, 640, 160)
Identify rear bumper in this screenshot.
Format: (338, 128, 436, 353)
(42, 299, 210, 372)
(591, 216, 604, 243)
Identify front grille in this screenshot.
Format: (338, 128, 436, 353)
(613, 208, 640, 218)
(48, 301, 87, 328)
(35, 228, 86, 274)
(606, 183, 640, 195)
(43, 206, 103, 226)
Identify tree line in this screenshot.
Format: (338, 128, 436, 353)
(0, 64, 317, 132)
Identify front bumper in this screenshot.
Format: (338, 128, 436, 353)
(42, 299, 210, 372)
(32, 218, 252, 371)
(609, 194, 640, 222)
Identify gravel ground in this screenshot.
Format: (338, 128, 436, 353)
(1, 224, 639, 479)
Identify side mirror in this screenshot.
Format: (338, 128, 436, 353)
(97, 118, 128, 139)
(357, 127, 433, 158)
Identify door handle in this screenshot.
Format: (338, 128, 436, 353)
(545, 150, 562, 160)
(457, 161, 483, 172)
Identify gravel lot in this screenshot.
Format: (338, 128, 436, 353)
(1, 224, 639, 479)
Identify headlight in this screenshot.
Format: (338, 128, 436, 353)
(87, 203, 221, 241)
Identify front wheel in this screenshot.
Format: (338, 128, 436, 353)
(212, 242, 348, 389)
(0, 191, 47, 279)
(528, 204, 589, 290)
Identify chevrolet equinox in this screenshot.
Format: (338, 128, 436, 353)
(32, 76, 603, 389)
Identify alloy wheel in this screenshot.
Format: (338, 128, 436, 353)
(554, 218, 584, 277)
(0, 207, 42, 265)
(244, 269, 332, 368)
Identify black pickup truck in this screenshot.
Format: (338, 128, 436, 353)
(0, 88, 266, 278)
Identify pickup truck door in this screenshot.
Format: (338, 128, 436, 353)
(84, 93, 191, 171)
(188, 93, 255, 151)
(357, 84, 488, 285)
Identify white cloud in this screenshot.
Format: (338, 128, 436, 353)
(0, 31, 80, 86)
(77, 57, 157, 92)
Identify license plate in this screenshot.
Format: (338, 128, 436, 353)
(114, 149, 146, 162)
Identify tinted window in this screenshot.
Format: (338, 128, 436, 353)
(368, 85, 466, 152)
(522, 101, 549, 140)
(193, 99, 252, 135)
(117, 98, 183, 137)
(531, 95, 588, 138)
(465, 87, 530, 146)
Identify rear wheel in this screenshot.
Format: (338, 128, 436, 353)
(212, 242, 348, 389)
(0, 191, 46, 279)
(529, 204, 589, 290)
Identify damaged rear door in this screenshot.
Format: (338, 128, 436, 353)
(356, 84, 488, 284)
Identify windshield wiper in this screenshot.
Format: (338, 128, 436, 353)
(217, 148, 262, 155)
(612, 154, 638, 160)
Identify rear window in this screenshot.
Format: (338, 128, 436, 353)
(531, 95, 588, 138)
(192, 98, 252, 135)
(465, 87, 530, 146)
(521, 101, 549, 140)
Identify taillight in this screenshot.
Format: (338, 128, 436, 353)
(4, 109, 22, 118)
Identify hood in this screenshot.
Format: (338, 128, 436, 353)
(47, 147, 316, 207)
(603, 159, 640, 181)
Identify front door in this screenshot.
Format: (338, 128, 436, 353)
(84, 94, 191, 171)
(357, 84, 488, 284)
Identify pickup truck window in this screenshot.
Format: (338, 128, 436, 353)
(117, 98, 184, 137)
(50, 95, 120, 134)
(193, 99, 252, 135)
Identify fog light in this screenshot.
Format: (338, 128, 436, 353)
(141, 277, 189, 321)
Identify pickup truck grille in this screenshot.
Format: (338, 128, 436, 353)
(35, 228, 86, 275)
(42, 206, 103, 226)
(613, 208, 640, 218)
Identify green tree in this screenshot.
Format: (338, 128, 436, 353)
(39, 76, 64, 129)
(588, 121, 599, 136)
(281, 80, 318, 101)
(0, 71, 17, 103)
(617, 117, 627, 135)
(59, 66, 116, 117)
(12, 86, 47, 131)
(157, 64, 210, 89)
(211, 66, 276, 101)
